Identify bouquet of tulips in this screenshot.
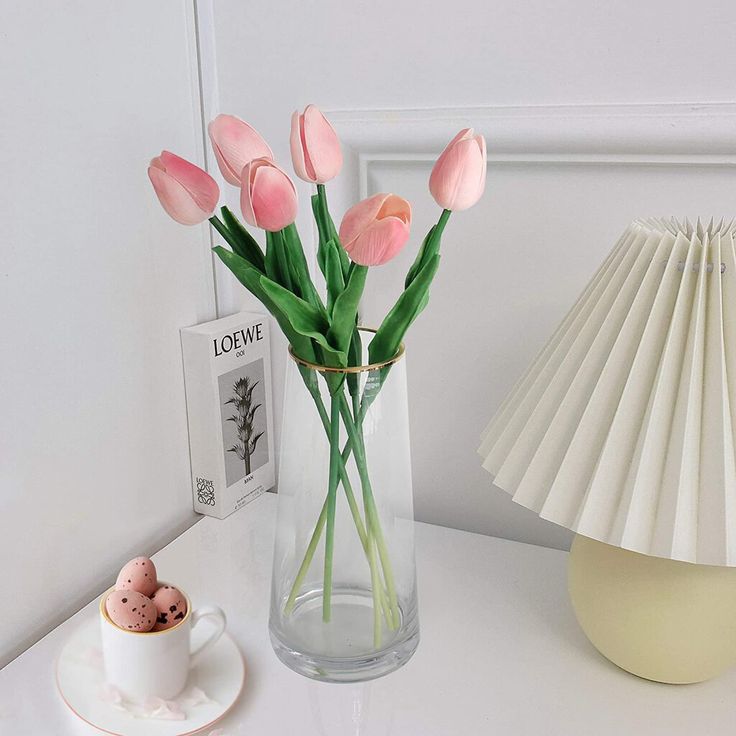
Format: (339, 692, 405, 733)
(149, 105, 486, 643)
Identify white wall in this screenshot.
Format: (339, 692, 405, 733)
(209, 0, 736, 549)
(0, 1, 214, 666)
(4, 0, 736, 668)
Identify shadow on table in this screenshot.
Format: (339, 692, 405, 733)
(498, 548, 625, 676)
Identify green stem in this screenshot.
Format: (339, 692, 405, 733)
(366, 483, 399, 630)
(338, 390, 383, 644)
(316, 185, 330, 235)
(333, 387, 377, 504)
(338, 394, 400, 629)
(284, 381, 392, 625)
(322, 395, 341, 622)
(345, 388, 389, 644)
(368, 531, 382, 648)
(308, 380, 368, 549)
(284, 500, 327, 615)
(351, 391, 361, 427)
(284, 380, 396, 629)
(309, 386, 392, 624)
(437, 207, 451, 234)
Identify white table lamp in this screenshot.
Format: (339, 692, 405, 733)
(479, 217, 736, 683)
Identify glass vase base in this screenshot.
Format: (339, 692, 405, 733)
(269, 586, 419, 682)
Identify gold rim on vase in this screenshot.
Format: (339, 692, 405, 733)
(287, 326, 405, 374)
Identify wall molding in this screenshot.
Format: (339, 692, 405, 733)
(184, 0, 220, 322)
(328, 103, 736, 199)
(192, 0, 245, 318)
(329, 102, 736, 154)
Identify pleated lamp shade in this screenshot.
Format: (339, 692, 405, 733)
(479, 217, 736, 566)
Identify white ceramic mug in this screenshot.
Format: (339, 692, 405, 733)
(99, 584, 226, 700)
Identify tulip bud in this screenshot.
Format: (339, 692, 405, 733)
(240, 158, 298, 232)
(429, 129, 486, 211)
(339, 193, 411, 266)
(290, 105, 343, 184)
(208, 114, 273, 186)
(148, 151, 219, 225)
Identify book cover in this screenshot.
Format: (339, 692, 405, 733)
(181, 312, 275, 519)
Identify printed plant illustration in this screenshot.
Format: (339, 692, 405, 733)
(225, 376, 263, 475)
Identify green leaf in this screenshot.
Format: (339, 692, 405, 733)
(405, 209, 451, 288)
(327, 265, 367, 355)
(287, 257, 302, 299)
(328, 226, 350, 281)
(265, 231, 294, 291)
(264, 231, 280, 283)
(220, 207, 265, 272)
(260, 276, 326, 338)
(281, 224, 327, 317)
(209, 216, 250, 263)
(311, 194, 329, 277)
(260, 277, 346, 366)
(324, 240, 345, 316)
(347, 328, 363, 396)
(369, 254, 441, 364)
(213, 247, 316, 363)
(404, 225, 435, 289)
(325, 214, 350, 280)
(313, 187, 349, 280)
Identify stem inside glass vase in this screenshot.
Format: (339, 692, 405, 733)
(283, 331, 405, 646)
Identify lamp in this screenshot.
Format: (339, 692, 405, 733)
(479, 217, 736, 683)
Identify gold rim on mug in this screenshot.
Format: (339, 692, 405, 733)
(99, 582, 192, 636)
(288, 327, 405, 374)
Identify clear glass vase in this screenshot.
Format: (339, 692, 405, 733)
(269, 330, 419, 682)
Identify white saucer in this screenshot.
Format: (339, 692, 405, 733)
(56, 616, 245, 735)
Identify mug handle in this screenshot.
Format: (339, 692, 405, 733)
(189, 605, 227, 667)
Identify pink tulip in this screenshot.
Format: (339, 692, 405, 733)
(339, 193, 411, 266)
(429, 129, 486, 211)
(208, 114, 273, 186)
(240, 158, 298, 232)
(148, 151, 219, 225)
(290, 105, 343, 184)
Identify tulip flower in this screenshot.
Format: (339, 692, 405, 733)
(240, 158, 298, 232)
(429, 128, 486, 211)
(208, 114, 273, 186)
(148, 151, 219, 225)
(290, 105, 343, 184)
(339, 193, 411, 266)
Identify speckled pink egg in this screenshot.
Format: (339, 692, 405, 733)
(115, 557, 158, 597)
(105, 590, 155, 632)
(151, 585, 187, 631)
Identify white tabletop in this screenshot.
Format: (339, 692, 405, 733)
(2, 493, 735, 735)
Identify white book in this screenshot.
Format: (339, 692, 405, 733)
(181, 312, 275, 519)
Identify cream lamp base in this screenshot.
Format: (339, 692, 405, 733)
(568, 534, 736, 684)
